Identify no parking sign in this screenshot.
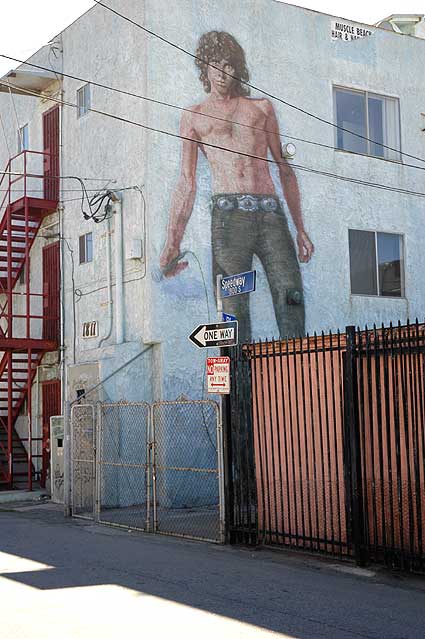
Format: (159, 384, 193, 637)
(206, 357, 230, 394)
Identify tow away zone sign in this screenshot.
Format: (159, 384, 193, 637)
(207, 357, 230, 394)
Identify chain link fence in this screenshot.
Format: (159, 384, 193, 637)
(97, 402, 151, 531)
(70, 399, 224, 543)
(71, 404, 96, 519)
(152, 400, 223, 542)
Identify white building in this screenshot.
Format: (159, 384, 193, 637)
(0, 1, 424, 490)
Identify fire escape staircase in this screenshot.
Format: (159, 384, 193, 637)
(0, 151, 58, 490)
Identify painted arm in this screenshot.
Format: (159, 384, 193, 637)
(160, 112, 199, 277)
(266, 101, 314, 263)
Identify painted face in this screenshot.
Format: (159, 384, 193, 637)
(207, 59, 235, 96)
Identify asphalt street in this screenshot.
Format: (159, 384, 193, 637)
(0, 502, 424, 638)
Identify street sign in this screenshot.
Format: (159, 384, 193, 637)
(220, 270, 256, 298)
(188, 321, 238, 349)
(222, 312, 236, 322)
(207, 357, 230, 394)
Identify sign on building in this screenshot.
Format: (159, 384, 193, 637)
(331, 20, 374, 41)
(82, 321, 98, 338)
(207, 356, 230, 394)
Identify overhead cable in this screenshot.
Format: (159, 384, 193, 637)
(0, 53, 346, 157)
(92, 0, 425, 166)
(2, 79, 425, 200)
(1, 53, 425, 173)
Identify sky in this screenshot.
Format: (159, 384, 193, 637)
(0, 0, 423, 76)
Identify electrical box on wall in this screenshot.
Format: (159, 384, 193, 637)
(127, 239, 143, 260)
(50, 415, 64, 504)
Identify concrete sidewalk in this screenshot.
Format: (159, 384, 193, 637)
(1, 501, 424, 638)
(0, 489, 49, 504)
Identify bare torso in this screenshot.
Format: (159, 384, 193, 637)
(190, 96, 276, 195)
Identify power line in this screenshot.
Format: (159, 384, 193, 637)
(0, 112, 11, 157)
(2, 54, 425, 175)
(0, 54, 344, 158)
(0, 188, 115, 192)
(0, 169, 115, 182)
(93, 0, 425, 166)
(2, 79, 425, 201)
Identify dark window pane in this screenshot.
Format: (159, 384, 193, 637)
(349, 230, 377, 295)
(368, 96, 384, 158)
(79, 235, 86, 264)
(335, 89, 368, 154)
(377, 233, 402, 297)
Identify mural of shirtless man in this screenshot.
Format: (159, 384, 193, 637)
(160, 31, 314, 343)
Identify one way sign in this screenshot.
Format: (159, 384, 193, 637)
(188, 321, 238, 349)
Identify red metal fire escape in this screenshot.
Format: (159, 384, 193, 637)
(0, 149, 59, 490)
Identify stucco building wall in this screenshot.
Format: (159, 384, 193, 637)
(0, 0, 424, 403)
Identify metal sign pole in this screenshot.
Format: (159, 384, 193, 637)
(216, 274, 223, 321)
(216, 273, 226, 541)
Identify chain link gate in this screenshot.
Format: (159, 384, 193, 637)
(70, 400, 224, 543)
(152, 400, 224, 543)
(97, 402, 151, 531)
(71, 404, 96, 519)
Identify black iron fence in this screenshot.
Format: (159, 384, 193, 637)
(227, 321, 425, 574)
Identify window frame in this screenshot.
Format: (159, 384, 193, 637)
(333, 85, 402, 162)
(79, 232, 93, 265)
(77, 84, 91, 119)
(348, 228, 405, 299)
(17, 123, 29, 153)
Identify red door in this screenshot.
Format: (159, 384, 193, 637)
(42, 242, 60, 343)
(41, 380, 61, 488)
(43, 105, 60, 201)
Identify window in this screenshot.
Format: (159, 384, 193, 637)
(79, 232, 93, 264)
(349, 230, 404, 297)
(77, 84, 90, 118)
(17, 123, 29, 153)
(334, 88, 400, 161)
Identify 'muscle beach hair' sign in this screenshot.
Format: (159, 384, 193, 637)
(331, 20, 374, 42)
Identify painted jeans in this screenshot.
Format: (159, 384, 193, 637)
(211, 194, 305, 344)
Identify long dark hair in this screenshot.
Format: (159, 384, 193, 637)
(195, 31, 250, 97)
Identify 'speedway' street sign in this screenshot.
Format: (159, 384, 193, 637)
(220, 270, 256, 298)
(189, 321, 238, 349)
(207, 356, 230, 394)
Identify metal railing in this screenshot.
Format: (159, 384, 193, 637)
(228, 320, 425, 574)
(0, 149, 57, 211)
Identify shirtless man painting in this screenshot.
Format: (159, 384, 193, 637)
(160, 31, 314, 343)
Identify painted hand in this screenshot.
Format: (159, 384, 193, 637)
(159, 244, 189, 277)
(297, 231, 314, 263)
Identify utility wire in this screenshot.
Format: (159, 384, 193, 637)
(93, 0, 425, 166)
(2, 54, 425, 174)
(3, 78, 425, 201)
(0, 54, 331, 154)
(0, 113, 11, 157)
(0, 169, 116, 182)
(71, 344, 154, 404)
(0, 187, 127, 192)
(7, 85, 22, 148)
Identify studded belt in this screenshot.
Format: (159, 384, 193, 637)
(212, 194, 280, 213)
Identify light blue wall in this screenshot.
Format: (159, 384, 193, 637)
(140, 0, 425, 399)
(2, 1, 423, 404)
